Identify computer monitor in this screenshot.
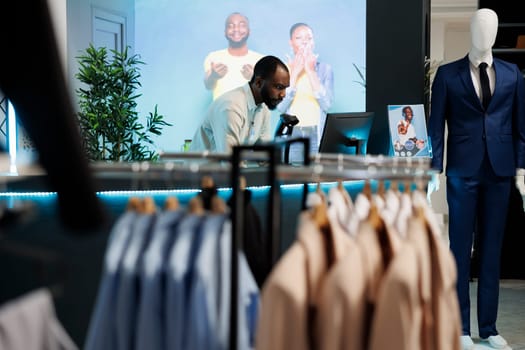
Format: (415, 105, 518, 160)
(318, 112, 374, 154)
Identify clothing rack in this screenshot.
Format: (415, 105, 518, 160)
(3, 144, 438, 350)
(229, 136, 310, 350)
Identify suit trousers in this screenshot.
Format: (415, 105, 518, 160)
(446, 152, 512, 338)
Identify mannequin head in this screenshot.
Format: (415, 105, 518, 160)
(470, 9, 498, 53)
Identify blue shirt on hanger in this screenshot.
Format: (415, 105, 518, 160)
(186, 214, 228, 350)
(115, 213, 157, 350)
(84, 211, 137, 350)
(135, 210, 184, 350)
(165, 214, 206, 350)
(217, 220, 260, 350)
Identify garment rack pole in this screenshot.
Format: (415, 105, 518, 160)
(229, 138, 310, 350)
(229, 143, 282, 350)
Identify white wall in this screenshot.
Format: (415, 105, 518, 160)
(431, 0, 476, 63)
(66, 0, 135, 103)
(48, 0, 68, 73)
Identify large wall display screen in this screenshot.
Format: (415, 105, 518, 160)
(135, 0, 366, 152)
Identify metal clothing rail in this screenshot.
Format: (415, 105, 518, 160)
(87, 155, 233, 191)
(279, 154, 436, 209)
(277, 159, 436, 183)
(90, 160, 231, 180)
(309, 152, 432, 169)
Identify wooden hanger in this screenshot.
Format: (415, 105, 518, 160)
(311, 198, 329, 228)
(337, 179, 345, 192)
(367, 202, 395, 269)
(414, 177, 427, 193)
(140, 197, 157, 214)
(390, 180, 399, 192)
(377, 179, 386, 199)
(199, 175, 218, 210)
(163, 196, 180, 211)
(413, 203, 426, 220)
(403, 180, 412, 193)
(211, 195, 228, 214)
(316, 182, 323, 195)
(126, 197, 142, 212)
(201, 175, 214, 189)
(309, 183, 336, 267)
(362, 179, 372, 200)
(188, 195, 205, 215)
(312, 200, 336, 267)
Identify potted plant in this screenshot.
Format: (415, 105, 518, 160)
(75, 44, 171, 161)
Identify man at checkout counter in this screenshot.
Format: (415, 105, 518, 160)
(190, 56, 290, 153)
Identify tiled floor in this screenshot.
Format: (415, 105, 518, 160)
(468, 280, 525, 349)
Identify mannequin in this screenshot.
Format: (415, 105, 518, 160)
(469, 9, 498, 62)
(428, 8, 525, 350)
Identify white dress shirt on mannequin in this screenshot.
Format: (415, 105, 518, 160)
(468, 9, 498, 99)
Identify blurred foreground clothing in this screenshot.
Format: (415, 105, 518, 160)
(0, 288, 78, 350)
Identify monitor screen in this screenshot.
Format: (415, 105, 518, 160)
(318, 112, 374, 154)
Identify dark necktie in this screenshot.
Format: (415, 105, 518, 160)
(479, 62, 491, 110)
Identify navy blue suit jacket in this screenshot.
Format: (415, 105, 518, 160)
(428, 55, 525, 177)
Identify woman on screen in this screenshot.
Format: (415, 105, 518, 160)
(277, 22, 334, 161)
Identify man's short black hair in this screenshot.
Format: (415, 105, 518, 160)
(402, 106, 413, 117)
(225, 12, 249, 28)
(250, 55, 289, 83)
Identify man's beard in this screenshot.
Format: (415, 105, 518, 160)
(227, 34, 249, 49)
(261, 86, 279, 110)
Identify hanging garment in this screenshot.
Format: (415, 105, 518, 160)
(135, 210, 184, 350)
(368, 216, 433, 350)
(347, 192, 371, 236)
(165, 214, 206, 350)
(115, 212, 157, 350)
(228, 189, 268, 288)
(316, 208, 402, 350)
(87, 201, 260, 350)
(413, 190, 462, 350)
(217, 219, 260, 350)
(369, 214, 461, 350)
(0, 288, 78, 350)
(84, 211, 137, 350)
(185, 214, 228, 350)
(380, 188, 402, 227)
(316, 238, 365, 350)
(255, 211, 352, 350)
(327, 185, 353, 234)
(394, 191, 413, 238)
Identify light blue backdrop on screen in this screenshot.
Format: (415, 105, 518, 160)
(135, 0, 366, 152)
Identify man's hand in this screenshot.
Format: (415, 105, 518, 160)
(426, 173, 441, 203)
(397, 122, 407, 135)
(241, 64, 254, 80)
(209, 62, 228, 79)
